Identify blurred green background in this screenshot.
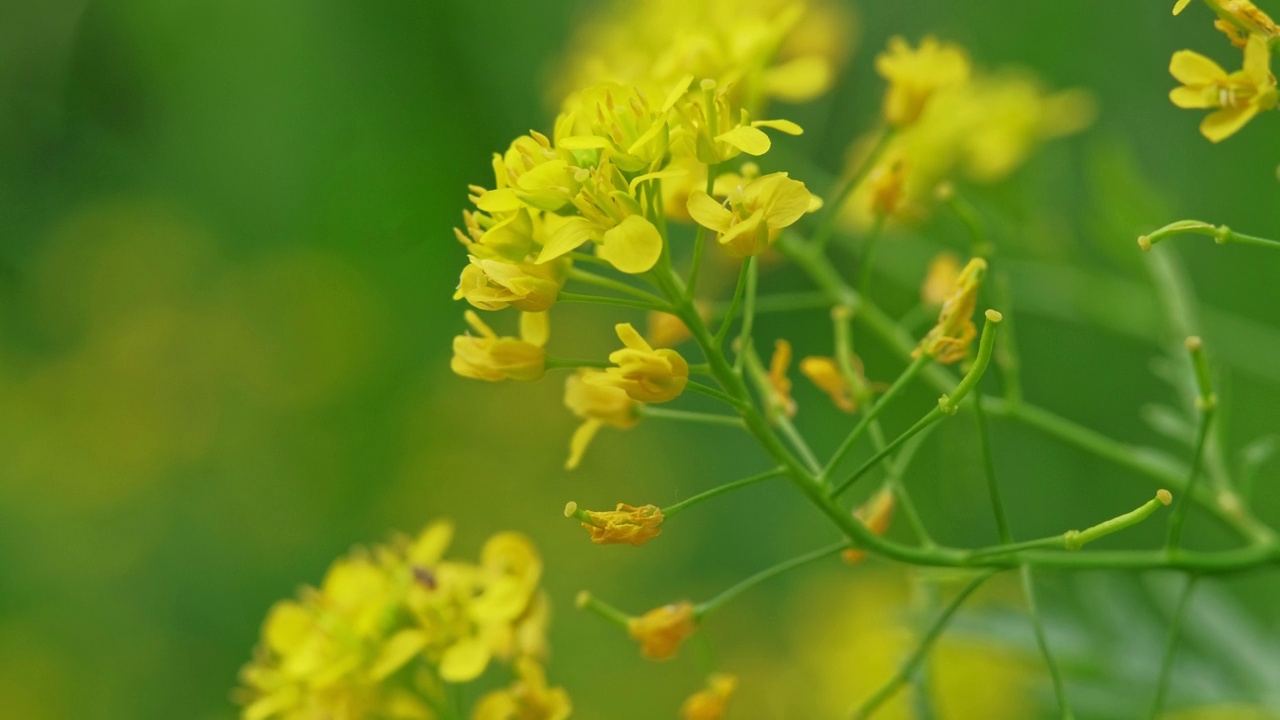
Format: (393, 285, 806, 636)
(2, 1, 1279, 718)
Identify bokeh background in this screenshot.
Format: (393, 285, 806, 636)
(2, 1, 1279, 718)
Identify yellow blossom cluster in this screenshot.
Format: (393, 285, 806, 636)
(236, 522, 565, 720)
(842, 37, 1095, 227)
(1170, 0, 1278, 142)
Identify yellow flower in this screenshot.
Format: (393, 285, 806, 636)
(875, 36, 971, 127)
(1174, 0, 1280, 47)
(593, 323, 689, 403)
(920, 252, 962, 307)
(1169, 34, 1278, 142)
(867, 157, 907, 217)
(471, 658, 572, 720)
(799, 356, 857, 413)
(915, 257, 985, 364)
(558, 78, 691, 173)
(842, 486, 896, 565)
(563, 369, 641, 470)
(687, 172, 814, 257)
(767, 339, 797, 418)
(568, 502, 665, 546)
(534, 160, 665, 274)
(451, 310, 549, 382)
(455, 255, 567, 312)
(683, 81, 805, 165)
(628, 601, 698, 660)
(681, 674, 737, 720)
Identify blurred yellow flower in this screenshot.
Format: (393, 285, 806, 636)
(471, 658, 571, 720)
(455, 255, 567, 312)
(842, 486, 896, 565)
(1169, 34, 1278, 142)
(875, 36, 971, 127)
(647, 308, 695, 347)
(451, 311, 549, 382)
(920, 252, 962, 308)
(687, 172, 813, 257)
(915, 258, 985, 364)
(569, 502, 665, 546)
(767, 339, 798, 418)
(628, 601, 698, 660)
(799, 356, 857, 413)
(593, 323, 689, 403)
(681, 674, 737, 720)
(238, 522, 554, 720)
(563, 369, 642, 470)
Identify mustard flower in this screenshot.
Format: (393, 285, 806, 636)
(867, 157, 907, 218)
(920, 252, 962, 307)
(686, 172, 814, 257)
(767, 339, 798, 418)
(593, 323, 689, 403)
(914, 257, 985, 364)
(681, 674, 738, 720)
(799, 356, 857, 413)
(535, 160, 665, 274)
(563, 369, 641, 470)
(875, 36, 971, 127)
(455, 255, 567, 312)
(1174, 0, 1280, 48)
(558, 78, 691, 173)
(1169, 34, 1278, 142)
(842, 486, 896, 565)
(628, 601, 698, 660)
(567, 501, 665, 546)
(680, 81, 805, 165)
(451, 311, 549, 382)
(471, 658, 572, 720)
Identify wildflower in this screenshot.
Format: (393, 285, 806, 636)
(566, 501, 665, 546)
(593, 323, 689, 403)
(686, 172, 814, 257)
(842, 486, 896, 565)
(920, 252, 962, 307)
(451, 311, 549, 382)
(455, 255, 567, 312)
(647, 310, 691, 347)
(564, 370, 641, 470)
(681, 674, 738, 720)
(1174, 0, 1280, 47)
(558, 78, 691, 173)
(767, 339, 797, 418)
(534, 160, 665, 274)
(875, 36, 971, 127)
(1169, 35, 1278, 142)
(628, 601, 698, 660)
(472, 658, 572, 720)
(867, 157, 907, 217)
(799, 356, 857, 413)
(915, 257, 985, 363)
(682, 80, 805, 165)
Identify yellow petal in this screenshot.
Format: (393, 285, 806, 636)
(369, 629, 428, 680)
(1200, 105, 1258, 142)
(753, 174, 811, 229)
(473, 188, 522, 213)
(537, 216, 595, 264)
(1169, 50, 1227, 85)
(1169, 86, 1215, 109)
(762, 55, 833, 102)
(519, 311, 550, 347)
(1243, 34, 1271, 82)
(686, 190, 734, 233)
(463, 310, 497, 339)
(597, 215, 662, 274)
(615, 322, 652, 351)
(557, 135, 611, 150)
(439, 636, 492, 683)
(715, 125, 772, 156)
(408, 520, 455, 566)
(566, 419, 603, 470)
(662, 74, 695, 112)
(263, 602, 313, 655)
(751, 119, 805, 135)
(1173, 0, 1191, 14)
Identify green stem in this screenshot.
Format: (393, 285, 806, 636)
(695, 542, 848, 620)
(733, 256, 759, 373)
(567, 267, 668, 305)
(575, 591, 631, 629)
(1020, 566, 1073, 719)
(852, 571, 998, 720)
(858, 216, 886, 299)
(558, 291, 669, 313)
(975, 393, 1013, 543)
(710, 291, 830, 319)
(1147, 575, 1199, 720)
(822, 353, 932, 481)
(637, 405, 746, 428)
(1166, 412, 1213, 550)
(684, 380, 745, 409)
(741, 346, 823, 474)
(812, 128, 894, 251)
(1068, 491, 1172, 550)
(1139, 220, 1280, 252)
(835, 410, 943, 496)
(662, 467, 787, 518)
(686, 163, 719, 300)
(714, 260, 752, 346)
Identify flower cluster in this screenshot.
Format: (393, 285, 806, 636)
(1170, 0, 1279, 141)
(843, 37, 1095, 227)
(236, 522, 566, 720)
